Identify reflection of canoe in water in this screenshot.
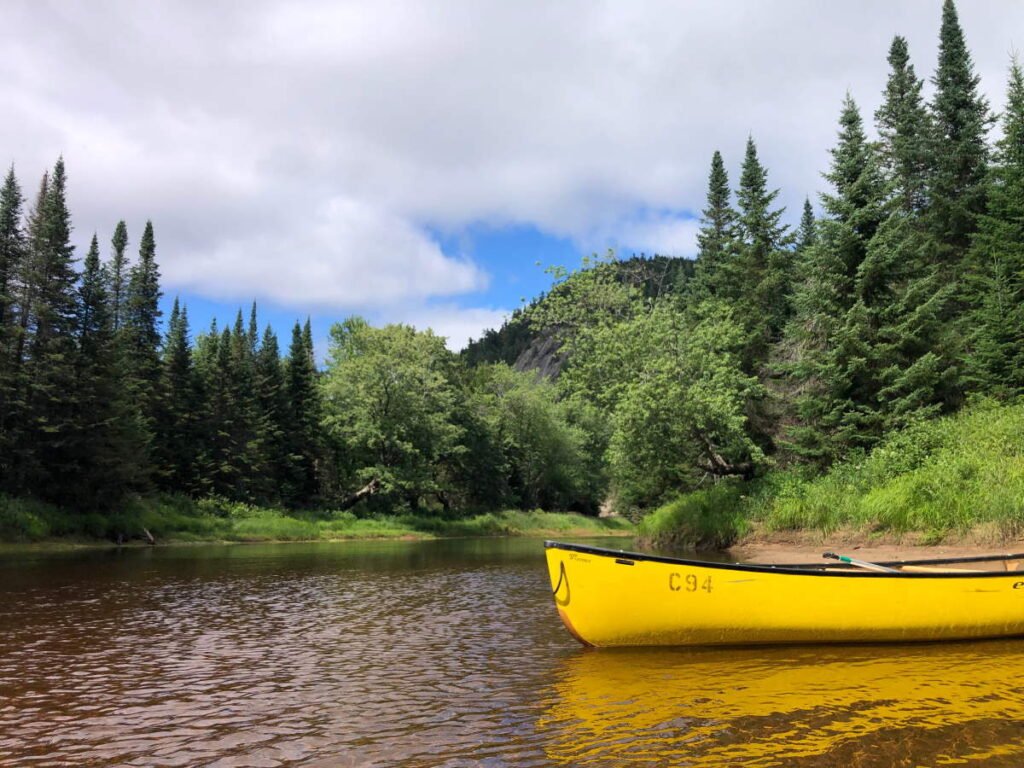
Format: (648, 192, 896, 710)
(537, 642, 1024, 766)
(545, 541, 1024, 646)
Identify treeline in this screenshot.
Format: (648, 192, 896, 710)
(3, 0, 1021, 526)
(0, 159, 322, 510)
(0, 164, 593, 516)
(472, 0, 1024, 513)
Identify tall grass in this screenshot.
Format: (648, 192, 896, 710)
(756, 399, 1024, 538)
(0, 493, 633, 545)
(638, 399, 1024, 548)
(638, 482, 749, 550)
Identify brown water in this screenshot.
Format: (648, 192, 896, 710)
(2, 539, 1024, 767)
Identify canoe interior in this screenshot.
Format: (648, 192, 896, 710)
(544, 540, 1024, 577)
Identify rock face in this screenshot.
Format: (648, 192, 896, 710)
(513, 328, 567, 379)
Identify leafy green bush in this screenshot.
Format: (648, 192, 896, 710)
(638, 482, 749, 550)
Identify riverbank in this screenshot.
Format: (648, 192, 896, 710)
(0, 494, 633, 546)
(727, 525, 1024, 565)
(638, 399, 1024, 552)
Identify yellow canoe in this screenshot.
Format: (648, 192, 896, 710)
(545, 541, 1024, 646)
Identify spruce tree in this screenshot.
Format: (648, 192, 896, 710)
(18, 159, 81, 497)
(728, 137, 791, 367)
(796, 198, 816, 254)
(108, 220, 129, 332)
(73, 234, 147, 508)
(283, 319, 321, 506)
(0, 167, 25, 481)
(787, 97, 886, 460)
(692, 150, 738, 298)
(254, 325, 287, 502)
(963, 59, 1024, 393)
(160, 299, 201, 492)
(875, 36, 932, 213)
(228, 307, 262, 500)
(124, 220, 163, 463)
(929, 0, 992, 268)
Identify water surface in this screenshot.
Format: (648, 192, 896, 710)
(1, 539, 1023, 766)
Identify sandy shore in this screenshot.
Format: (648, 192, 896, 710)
(727, 528, 1024, 565)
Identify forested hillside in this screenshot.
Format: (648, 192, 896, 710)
(1, 0, 1022, 542)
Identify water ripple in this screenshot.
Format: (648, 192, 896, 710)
(3, 541, 1024, 766)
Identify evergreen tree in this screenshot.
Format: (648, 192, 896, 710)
(254, 325, 287, 502)
(875, 36, 932, 212)
(247, 301, 259, 356)
(107, 220, 129, 332)
(963, 59, 1024, 393)
(728, 137, 791, 367)
(0, 166, 25, 480)
(796, 198, 816, 253)
(227, 307, 262, 500)
(73, 234, 147, 507)
(928, 0, 992, 269)
(787, 97, 887, 460)
(123, 220, 163, 462)
(160, 298, 201, 492)
(692, 150, 738, 298)
(18, 159, 80, 497)
(283, 319, 321, 506)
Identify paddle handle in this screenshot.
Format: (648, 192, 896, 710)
(823, 551, 899, 573)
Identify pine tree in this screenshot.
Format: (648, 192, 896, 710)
(787, 97, 887, 460)
(107, 220, 129, 332)
(254, 325, 287, 502)
(123, 220, 163, 464)
(18, 159, 81, 497)
(875, 36, 932, 213)
(247, 301, 259, 356)
(692, 150, 738, 298)
(796, 198, 816, 253)
(282, 319, 321, 506)
(929, 0, 992, 269)
(160, 298, 201, 492)
(0, 166, 25, 481)
(228, 307, 262, 500)
(963, 58, 1024, 393)
(728, 137, 792, 367)
(73, 234, 147, 507)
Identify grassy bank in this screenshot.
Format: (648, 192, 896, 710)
(640, 399, 1024, 550)
(0, 494, 632, 546)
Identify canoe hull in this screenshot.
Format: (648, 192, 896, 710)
(545, 542, 1024, 646)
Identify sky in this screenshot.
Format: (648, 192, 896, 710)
(3, 0, 1024, 354)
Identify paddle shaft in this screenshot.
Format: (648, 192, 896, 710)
(822, 551, 899, 573)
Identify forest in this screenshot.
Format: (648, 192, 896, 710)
(1, 0, 1022, 544)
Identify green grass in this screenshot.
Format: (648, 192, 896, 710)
(0, 493, 632, 545)
(639, 399, 1024, 548)
(637, 481, 750, 551)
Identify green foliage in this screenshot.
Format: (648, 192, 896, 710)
(962, 59, 1024, 394)
(692, 150, 739, 299)
(322, 319, 463, 510)
(467, 364, 597, 510)
(756, 400, 1024, 536)
(606, 301, 765, 510)
(637, 482, 749, 551)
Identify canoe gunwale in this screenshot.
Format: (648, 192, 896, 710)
(544, 541, 1024, 579)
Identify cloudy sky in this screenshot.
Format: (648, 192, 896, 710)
(3, 1, 1023, 351)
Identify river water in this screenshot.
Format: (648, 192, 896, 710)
(2, 538, 1024, 767)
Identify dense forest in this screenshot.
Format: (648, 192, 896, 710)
(1, 0, 1022, 540)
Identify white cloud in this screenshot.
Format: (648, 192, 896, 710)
(163, 195, 485, 308)
(384, 303, 513, 352)
(2, 0, 1023, 314)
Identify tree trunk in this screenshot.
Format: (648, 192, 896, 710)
(338, 478, 381, 511)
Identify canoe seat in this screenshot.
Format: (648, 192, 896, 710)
(899, 565, 986, 574)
